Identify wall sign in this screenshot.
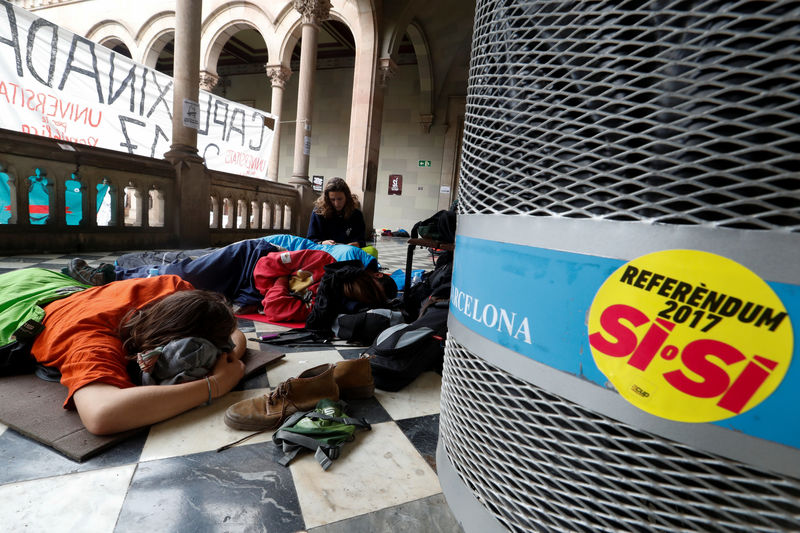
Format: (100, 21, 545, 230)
(182, 98, 199, 129)
(389, 174, 402, 195)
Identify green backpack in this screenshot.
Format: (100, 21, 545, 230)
(0, 268, 89, 375)
(273, 398, 371, 470)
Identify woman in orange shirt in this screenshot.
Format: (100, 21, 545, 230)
(30, 274, 247, 435)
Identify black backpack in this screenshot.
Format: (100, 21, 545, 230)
(332, 308, 405, 345)
(411, 209, 457, 243)
(366, 299, 449, 391)
(403, 254, 453, 321)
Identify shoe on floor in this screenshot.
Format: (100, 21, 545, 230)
(334, 355, 375, 399)
(232, 303, 259, 315)
(224, 363, 339, 431)
(61, 258, 115, 286)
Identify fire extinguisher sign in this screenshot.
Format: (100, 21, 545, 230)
(588, 249, 793, 423)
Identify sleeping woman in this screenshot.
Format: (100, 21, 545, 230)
(24, 273, 246, 435)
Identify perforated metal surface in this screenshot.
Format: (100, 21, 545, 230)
(458, 0, 800, 230)
(439, 339, 800, 533)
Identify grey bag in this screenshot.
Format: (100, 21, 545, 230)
(140, 337, 229, 385)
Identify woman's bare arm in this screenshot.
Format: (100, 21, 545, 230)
(229, 328, 246, 360)
(73, 329, 247, 435)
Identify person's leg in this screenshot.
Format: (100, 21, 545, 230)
(62, 258, 116, 285)
(165, 239, 278, 307)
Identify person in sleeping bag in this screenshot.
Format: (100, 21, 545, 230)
(63, 239, 282, 314)
(21, 273, 247, 435)
(251, 251, 392, 323)
(63, 235, 381, 315)
(262, 234, 378, 270)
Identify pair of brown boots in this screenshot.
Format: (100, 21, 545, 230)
(224, 355, 374, 432)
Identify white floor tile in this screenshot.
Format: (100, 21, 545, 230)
(375, 372, 442, 420)
(0, 261, 38, 269)
(140, 389, 273, 462)
(37, 258, 73, 264)
(267, 350, 344, 385)
(292, 421, 441, 528)
(0, 464, 135, 532)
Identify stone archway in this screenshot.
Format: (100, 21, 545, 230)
(86, 20, 138, 59)
(136, 11, 176, 68)
(406, 21, 435, 133)
(200, 3, 280, 76)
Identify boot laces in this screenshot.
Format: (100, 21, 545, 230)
(267, 380, 292, 406)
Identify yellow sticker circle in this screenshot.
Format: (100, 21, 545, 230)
(587, 249, 793, 423)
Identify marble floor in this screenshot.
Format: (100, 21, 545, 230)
(0, 236, 464, 533)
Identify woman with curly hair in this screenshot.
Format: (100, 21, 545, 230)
(307, 177, 367, 248)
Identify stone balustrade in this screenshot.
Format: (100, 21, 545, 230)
(7, 0, 76, 10)
(0, 129, 304, 253)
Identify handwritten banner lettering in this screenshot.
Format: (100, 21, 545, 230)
(0, 2, 275, 178)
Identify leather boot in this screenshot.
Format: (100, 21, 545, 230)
(334, 355, 375, 399)
(224, 363, 339, 431)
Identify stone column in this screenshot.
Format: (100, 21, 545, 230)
(164, 0, 209, 248)
(266, 65, 292, 181)
(169, 0, 202, 153)
(358, 57, 396, 237)
(289, 0, 331, 186)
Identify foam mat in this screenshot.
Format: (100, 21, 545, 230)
(0, 347, 283, 462)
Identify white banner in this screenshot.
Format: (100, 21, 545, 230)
(0, 1, 275, 178)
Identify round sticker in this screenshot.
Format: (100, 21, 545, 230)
(587, 249, 792, 423)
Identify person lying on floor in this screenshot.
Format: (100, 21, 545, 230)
(110, 234, 378, 272)
(252, 251, 392, 323)
(262, 233, 378, 268)
(10, 270, 247, 435)
(64, 239, 280, 314)
(64, 235, 381, 315)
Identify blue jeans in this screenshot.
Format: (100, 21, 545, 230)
(115, 239, 279, 307)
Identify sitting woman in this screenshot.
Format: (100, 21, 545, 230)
(307, 177, 366, 248)
(28, 274, 246, 435)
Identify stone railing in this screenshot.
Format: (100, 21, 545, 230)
(208, 168, 303, 246)
(0, 129, 306, 254)
(7, 0, 84, 10)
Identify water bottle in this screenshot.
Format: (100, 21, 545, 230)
(146, 267, 159, 278)
(411, 270, 423, 286)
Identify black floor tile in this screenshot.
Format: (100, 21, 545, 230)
(116, 444, 304, 533)
(396, 414, 440, 473)
(0, 428, 147, 484)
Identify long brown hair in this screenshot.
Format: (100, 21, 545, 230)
(120, 290, 236, 355)
(313, 177, 356, 218)
(342, 272, 386, 306)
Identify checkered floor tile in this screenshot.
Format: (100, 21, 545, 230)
(0, 236, 463, 533)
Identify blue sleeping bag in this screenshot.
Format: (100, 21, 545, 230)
(263, 234, 378, 270)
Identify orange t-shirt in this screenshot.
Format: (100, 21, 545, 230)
(31, 275, 194, 408)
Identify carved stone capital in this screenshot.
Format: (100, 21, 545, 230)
(293, 0, 331, 25)
(379, 57, 397, 88)
(198, 70, 220, 91)
(266, 65, 292, 88)
(419, 113, 434, 134)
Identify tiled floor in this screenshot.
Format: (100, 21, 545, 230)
(0, 236, 463, 533)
